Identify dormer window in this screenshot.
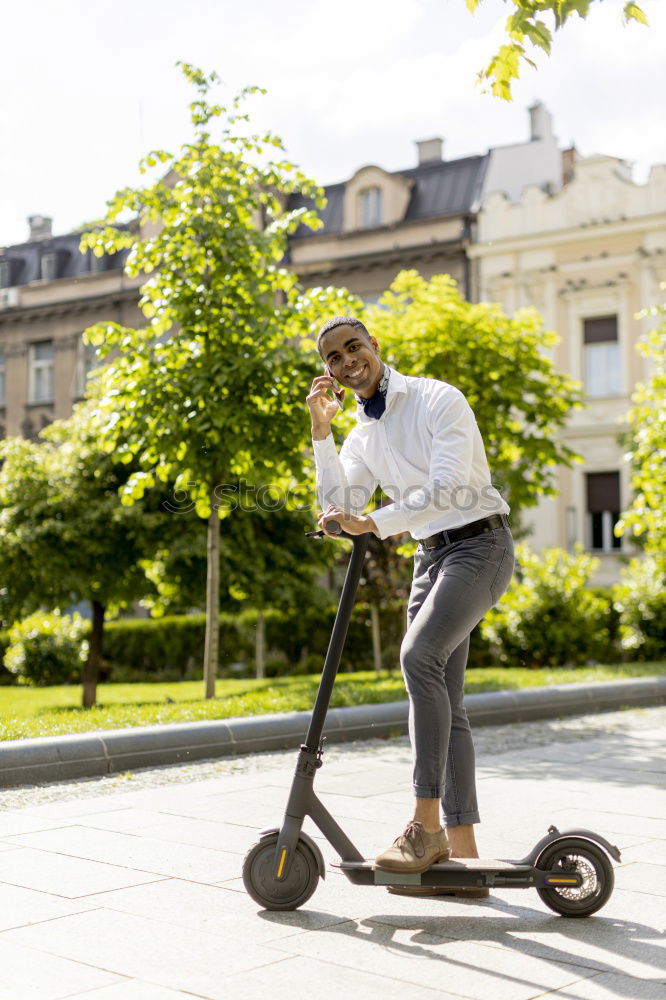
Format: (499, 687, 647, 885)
(359, 187, 382, 228)
(41, 252, 60, 282)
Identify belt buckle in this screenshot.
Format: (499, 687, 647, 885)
(430, 530, 449, 549)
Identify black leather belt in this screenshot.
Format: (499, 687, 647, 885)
(418, 513, 509, 550)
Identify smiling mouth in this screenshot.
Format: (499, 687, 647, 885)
(344, 364, 368, 382)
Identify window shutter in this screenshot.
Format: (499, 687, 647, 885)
(586, 472, 620, 513)
(583, 316, 618, 344)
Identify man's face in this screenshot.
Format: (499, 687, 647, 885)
(319, 325, 384, 399)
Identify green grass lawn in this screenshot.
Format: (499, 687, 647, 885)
(1, 662, 664, 742)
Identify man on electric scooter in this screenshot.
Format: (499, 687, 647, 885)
(306, 316, 515, 897)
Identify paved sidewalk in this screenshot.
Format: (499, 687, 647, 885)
(0, 706, 664, 1000)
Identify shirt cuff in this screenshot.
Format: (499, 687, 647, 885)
(367, 503, 409, 540)
(312, 433, 338, 466)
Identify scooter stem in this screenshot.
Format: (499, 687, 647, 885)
(304, 532, 370, 749)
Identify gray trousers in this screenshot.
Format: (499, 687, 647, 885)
(401, 522, 515, 826)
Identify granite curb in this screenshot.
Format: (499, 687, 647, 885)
(1, 675, 664, 787)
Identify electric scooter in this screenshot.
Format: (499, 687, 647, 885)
(242, 523, 621, 917)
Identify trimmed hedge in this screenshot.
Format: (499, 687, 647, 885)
(100, 602, 407, 682)
(99, 600, 496, 682)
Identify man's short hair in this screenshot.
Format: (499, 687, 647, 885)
(317, 316, 371, 355)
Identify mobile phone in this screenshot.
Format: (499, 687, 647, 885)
(325, 365, 344, 409)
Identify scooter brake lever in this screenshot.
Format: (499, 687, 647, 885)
(305, 519, 343, 539)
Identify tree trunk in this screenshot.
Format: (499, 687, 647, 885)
(255, 608, 266, 680)
(82, 599, 105, 709)
(370, 602, 382, 673)
(203, 492, 220, 699)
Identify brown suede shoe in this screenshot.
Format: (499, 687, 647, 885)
(374, 821, 452, 874)
(387, 885, 490, 899)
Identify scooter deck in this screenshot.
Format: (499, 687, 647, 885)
(334, 858, 536, 888)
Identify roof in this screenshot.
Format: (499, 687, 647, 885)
(0, 230, 126, 287)
(288, 154, 489, 239)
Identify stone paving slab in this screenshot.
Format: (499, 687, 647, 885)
(266, 918, 602, 999)
(0, 882, 96, 932)
(218, 954, 466, 999)
(4, 824, 242, 882)
(0, 938, 123, 1000)
(3, 909, 284, 999)
(0, 846, 167, 897)
(0, 705, 664, 1000)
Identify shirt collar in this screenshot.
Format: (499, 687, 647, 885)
(355, 364, 408, 423)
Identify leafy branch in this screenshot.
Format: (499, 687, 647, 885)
(465, 0, 649, 100)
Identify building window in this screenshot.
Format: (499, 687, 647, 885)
(73, 337, 99, 398)
(29, 340, 54, 403)
(0, 261, 11, 287)
(359, 187, 382, 228)
(583, 315, 620, 397)
(586, 471, 622, 552)
(40, 252, 60, 282)
(0, 348, 5, 407)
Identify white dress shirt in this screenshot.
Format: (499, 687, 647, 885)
(313, 365, 510, 541)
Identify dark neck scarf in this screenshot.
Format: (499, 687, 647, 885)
(356, 365, 390, 420)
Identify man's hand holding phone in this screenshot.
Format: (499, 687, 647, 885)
(306, 366, 345, 440)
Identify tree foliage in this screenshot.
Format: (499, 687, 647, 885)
(78, 63, 358, 695)
(466, 0, 649, 100)
(364, 271, 584, 527)
(0, 398, 172, 705)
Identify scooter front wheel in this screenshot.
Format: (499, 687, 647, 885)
(536, 837, 614, 917)
(242, 832, 320, 911)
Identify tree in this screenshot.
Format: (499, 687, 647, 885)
(80, 63, 357, 698)
(465, 0, 649, 99)
(141, 494, 333, 679)
(365, 270, 584, 526)
(615, 298, 666, 560)
(0, 399, 170, 707)
(220, 501, 332, 678)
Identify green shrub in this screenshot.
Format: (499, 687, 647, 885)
(612, 555, 666, 661)
(482, 544, 613, 668)
(5, 611, 89, 686)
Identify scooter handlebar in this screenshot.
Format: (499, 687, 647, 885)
(305, 518, 358, 541)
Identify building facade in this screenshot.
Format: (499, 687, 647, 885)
(0, 216, 142, 439)
(470, 155, 666, 585)
(4, 107, 659, 584)
(0, 106, 559, 444)
(287, 141, 487, 303)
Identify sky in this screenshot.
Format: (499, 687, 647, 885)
(1, 0, 665, 248)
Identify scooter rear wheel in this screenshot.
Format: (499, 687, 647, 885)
(536, 837, 614, 917)
(242, 833, 319, 911)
